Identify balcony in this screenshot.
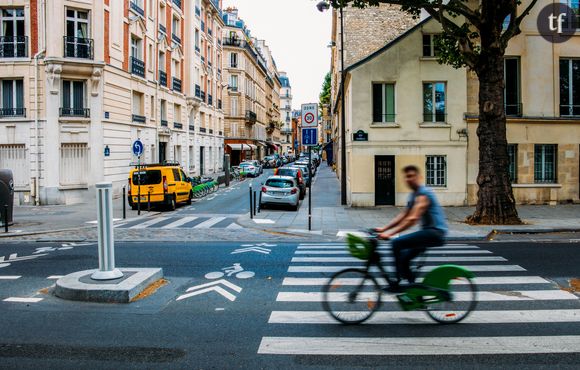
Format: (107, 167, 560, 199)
(189, 125, 195, 131)
(0, 107, 26, 118)
(209, 129, 214, 134)
(159, 24, 166, 34)
(505, 103, 523, 117)
(201, 21, 205, 32)
(132, 114, 146, 123)
(208, 94, 213, 106)
(200, 91, 206, 102)
(161, 119, 168, 127)
(172, 33, 181, 44)
(199, 127, 207, 133)
(131, 56, 145, 78)
(195, 6, 201, 17)
(130, 1, 145, 17)
(195, 84, 201, 98)
(60, 107, 90, 118)
(229, 86, 238, 92)
(245, 110, 257, 124)
(223, 37, 242, 47)
(281, 128, 293, 135)
(172, 77, 182, 93)
(174, 122, 183, 129)
(63, 36, 94, 59)
(159, 70, 167, 87)
(0, 36, 28, 58)
(173, 0, 182, 10)
(218, 99, 222, 109)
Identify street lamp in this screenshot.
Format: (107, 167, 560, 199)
(317, 1, 347, 205)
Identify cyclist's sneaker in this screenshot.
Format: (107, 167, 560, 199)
(385, 284, 404, 293)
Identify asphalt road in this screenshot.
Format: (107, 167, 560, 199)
(0, 240, 578, 369)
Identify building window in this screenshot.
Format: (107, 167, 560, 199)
(0, 8, 26, 58)
(0, 79, 24, 117)
(160, 99, 167, 123)
(150, 95, 155, 120)
(559, 59, 580, 116)
(534, 144, 557, 184)
(60, 143, 89, 186)
(231, 97, 238, 116)
(504, 57, 521, 116)
(422, 34, 440, 57)
(229, 75, 238, 91)
(423, 82, 446, 123)
(372, 83, 395, 123)
(61, 80, 88, 117)
(132, 91, 145, 123)
(148, 43, 153, 71)
(131, 36, 141, 59)
(426, 155, 447, 187)
(65, 8, 92, 59)
(159, 51, 165, 71)
(230, 52, 238, 68)
(564, 1, 580, 29)
(195, 29, 200, 51)
(507, 144, 518, 183)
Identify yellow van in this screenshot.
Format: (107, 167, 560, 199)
(128, 162, 192, 211)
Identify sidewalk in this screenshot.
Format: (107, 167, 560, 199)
(239, 165, 580, 240)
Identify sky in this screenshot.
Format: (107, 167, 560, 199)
(222, 0, 332, 110)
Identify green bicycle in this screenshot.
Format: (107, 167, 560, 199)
(322, 232, 477, 325)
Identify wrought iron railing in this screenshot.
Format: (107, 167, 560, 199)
(0, 36, 28, 58)
(195, 85, 201, 98)
(132, 114, 146, 123)
(173, 0, 182, 10)
(0, 107, 26, 118)
(60, 107, 90, 118)
(161, 119, 168, 127)
(172, 77, 182, 93)
(560, 104, 580, 117)
(189, 125, 195, 131)
(172, 33, 181, 44)
(174, 122, 183, 129)
(218, 99, 222, 109)
(505, 103, 523, 117)
(245, 110, 257, 123)
(131, 56, 145, 78)
(159, 70, 167, 87)
(208, 94, 213, 106)
(130, 1, 145, 17)
(159, 24, 166, 34)
(199, 127, 207, 133)
(63, 36, 93, 59)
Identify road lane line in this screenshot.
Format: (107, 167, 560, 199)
(258, 336, 580, 355)
(297, 245, 481, 250)
(294, 250, 493, 255)
(268, 309, 580, 324)
(161, 216, 198, 229)
(47, 276, 64, 280)
(0, 276, 21, 280)
(287, 265, 526, 273)
(276, 290, 578, 302)
(193, 217, 226, 229)
(281, 276, 551, 286)
(291, 256, 507, 263)
(3, 297, 43, 303)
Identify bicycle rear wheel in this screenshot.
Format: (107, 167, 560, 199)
(425, 276, 477, 324)
(322, 268, 381, 325)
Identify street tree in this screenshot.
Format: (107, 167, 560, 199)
(329, 0, 539, 224)
(320, 72, 331, 107)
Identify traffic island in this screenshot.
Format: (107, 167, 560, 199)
(54, 268, 164, 303)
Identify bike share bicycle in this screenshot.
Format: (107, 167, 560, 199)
(322, 230, 477, 325)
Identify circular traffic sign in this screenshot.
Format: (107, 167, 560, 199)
(132, 140, 144, 157)
(304, 112, 315, 124)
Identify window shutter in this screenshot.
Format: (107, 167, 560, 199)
(372, 83, 382, 123)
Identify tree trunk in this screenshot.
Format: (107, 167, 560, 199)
(467, 51, 522, 225)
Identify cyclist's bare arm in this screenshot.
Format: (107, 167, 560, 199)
(375, 209, 408, 233)
(379, 195, 430, 239)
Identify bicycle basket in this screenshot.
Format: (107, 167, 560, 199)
(346, 233, 373, 260)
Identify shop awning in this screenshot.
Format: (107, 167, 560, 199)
(228, 143, 256, 150)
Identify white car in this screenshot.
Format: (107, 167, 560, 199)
(260, 176, 300, 211)
(241, 160, 263, 175)
(239, 162, 260, 177)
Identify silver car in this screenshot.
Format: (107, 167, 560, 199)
(260, 176, 300, 211)
(241, 160, 263, 175)
(239, 162, 260, 177)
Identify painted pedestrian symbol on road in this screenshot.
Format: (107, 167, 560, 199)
(205, 263, 255, 279)
(176, 279, 242, 302)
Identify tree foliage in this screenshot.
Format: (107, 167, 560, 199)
(319, 71, 331, 107)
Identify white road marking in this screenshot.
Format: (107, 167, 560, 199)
(276, 290, 578, 302)
(129, 217, 170, 229)
(291, 256, 507, 263)
(258, 336, 580, 355)
(281, 276, 551, 286)
(294, 250, 493, 255)
(287, 265, 527, 273)
(161, 216, 198, 229)
(47, 275, 64, 280)
(254, 219, 275, 224)
(268, 309, 580, 325)
(297, 245, 481, 250)
(3, 297, 43, 303)
(226, 223, 243, 230)
(193, 217, 226, 229)
(0, 276, 21, 280)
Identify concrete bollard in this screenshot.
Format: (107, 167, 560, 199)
(91, 182, 124, 280)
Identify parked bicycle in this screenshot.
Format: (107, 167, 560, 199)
(322, 231, 477, 325)
(189, 176, 218, 199)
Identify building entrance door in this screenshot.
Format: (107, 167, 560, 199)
(375, 155, 395, 206)
(159, 142, 167, 164)
(200, 146, 205, 175)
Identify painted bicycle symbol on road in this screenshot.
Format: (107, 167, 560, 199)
(205, 263, 255, 280)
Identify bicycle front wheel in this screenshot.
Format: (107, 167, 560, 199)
(322, 268, 381, 325)
(425, 276, 477, 324)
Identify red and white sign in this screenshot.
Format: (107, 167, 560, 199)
(301, 103, 318, 128)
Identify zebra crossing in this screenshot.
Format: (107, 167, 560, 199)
(114, 215, 243, 230)
(258, 242, 580, 356)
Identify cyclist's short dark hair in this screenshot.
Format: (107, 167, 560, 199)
(403, 165, 420, 174)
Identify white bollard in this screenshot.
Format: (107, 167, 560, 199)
(91, 182, 124, 280)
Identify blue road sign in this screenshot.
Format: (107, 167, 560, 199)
(132, 140, 144, 157)
(302, 128, 318, 146)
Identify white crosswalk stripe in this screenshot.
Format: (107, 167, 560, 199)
(259, 242, 580, 357)
(115, 216, 238, 229)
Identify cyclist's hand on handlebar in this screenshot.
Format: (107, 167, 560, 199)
(378, 232, 394, 240)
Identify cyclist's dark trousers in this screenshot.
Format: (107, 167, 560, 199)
(392, 229, 445, 283)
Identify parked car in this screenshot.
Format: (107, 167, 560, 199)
(128, 162, 192, 211)
(296, 160, 316, 176)
(260, 176, 300, 211)
(241, 160, 263, 175)
(239, 162, 260, 177)
(274, 166, 306, 200)
(293, 164, 311, 187)
(262, 155, 280, 168)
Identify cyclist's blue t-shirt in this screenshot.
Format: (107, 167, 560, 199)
(407, 185, 448, 234)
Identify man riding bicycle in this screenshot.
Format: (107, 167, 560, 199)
(374, 165, 448, 292)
